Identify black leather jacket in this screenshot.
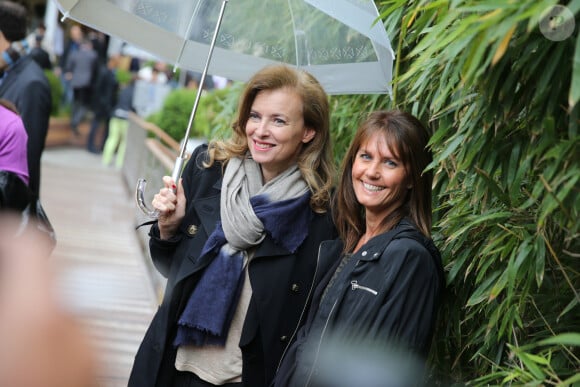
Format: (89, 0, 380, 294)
(273, 219, 445, 387)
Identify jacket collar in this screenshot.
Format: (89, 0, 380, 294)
(352, 219, 418, 262)
(0, 55, 28, 94)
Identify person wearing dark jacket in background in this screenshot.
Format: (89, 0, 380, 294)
(128, 64, 338, 387)
(29, 31, 52, 70)
(273, 110, 445, 387)
(65, 37, 98, 135)
(29, 23, 52, 71)
(88, 55, 119, 153)
(0, 1, 51, 198)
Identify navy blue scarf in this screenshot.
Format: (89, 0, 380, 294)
(173, 192, 312, 347)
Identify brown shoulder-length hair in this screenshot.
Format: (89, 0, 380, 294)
(0, 99, 19, 114)
(334, 110, 433, 253)
(206, 64, 334, 213)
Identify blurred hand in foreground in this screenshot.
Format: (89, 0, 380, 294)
(0, 216, 98, 387)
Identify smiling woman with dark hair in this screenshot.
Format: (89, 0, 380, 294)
(273, 110, 445, 387)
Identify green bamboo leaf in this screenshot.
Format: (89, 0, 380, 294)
(521, 352, 551, 366)
(536, 43, 568, 107)
(506, 142, 521, 189)
(534, 234, 546, 289)
(473, 167, 510, 206)
(510, 154, 531, 206)
(516, 352, 547, 380)
(489, 269, 507, 301)
(498, 303, 516, 338)
(561, 372, 580, 386)
(437, 134, 465, 161)
(492, 25, 516, 65)
(556, 173, 579, 202)
(538, 333, 580, 346)
(448, 211, 513, 240)
(569, 29, 580, 107)
(509, 239, 532, 289)
(467, 270, 501, 306)
(559, 297, 579, 320)
(447, 249, 472, 283)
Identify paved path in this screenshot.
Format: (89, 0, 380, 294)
(40, 146, 158, 387)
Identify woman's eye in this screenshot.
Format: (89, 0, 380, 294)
(359, 152, 371, 160)
(273, 117, 286, 125)
(249, 112, 260, 121)
(385, 159, 398, 167)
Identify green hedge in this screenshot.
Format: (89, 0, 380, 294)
(147, 85, 241, 142)
(44, 69, 63, 117)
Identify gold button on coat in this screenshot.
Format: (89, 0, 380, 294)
(187, 225, 198, 236)
(291, 284, 300, 292)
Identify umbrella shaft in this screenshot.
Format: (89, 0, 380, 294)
(179, 0, 229, 160)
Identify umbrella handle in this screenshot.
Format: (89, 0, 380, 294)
(135, 156, 186, 218)
(135, 179, 159, 219)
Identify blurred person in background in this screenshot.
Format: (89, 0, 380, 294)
(0, 1, 51, 198)
(56, 23, 83, 107)
(102, 75, 135, 168)
(88, 54, 119, 153)
(65, 37, 98, 135)
(29, 23, 52, 70)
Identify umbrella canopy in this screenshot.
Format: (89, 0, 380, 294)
(54, 0, 394, 95)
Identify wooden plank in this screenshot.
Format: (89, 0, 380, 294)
(40, 147, 158, 387)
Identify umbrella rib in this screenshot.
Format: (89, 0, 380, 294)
(59, 0, 80, 22)
(171, 0, 229, 183)
(173, 1, 203, 71)
(287, 0, 300, 67)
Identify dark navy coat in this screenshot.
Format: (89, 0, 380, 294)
(128, 145, 337, 387)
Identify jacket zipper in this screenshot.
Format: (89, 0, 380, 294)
(350, 280, 378, 295)
(304, 297, 339, 387)
(304, 259, 364, 386)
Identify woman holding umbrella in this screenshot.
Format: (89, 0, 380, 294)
(128, 64, 337, 387)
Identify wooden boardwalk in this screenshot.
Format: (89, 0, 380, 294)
(40, 146, 158, 387)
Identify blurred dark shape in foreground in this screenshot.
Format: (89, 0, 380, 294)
(306, 329, 433, 387)
(0, 215, 97, 387)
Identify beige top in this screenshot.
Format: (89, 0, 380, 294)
(175, 257, 252, 384)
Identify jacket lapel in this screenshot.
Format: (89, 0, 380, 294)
(192, 195, 220, 238)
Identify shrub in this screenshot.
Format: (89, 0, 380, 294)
(147, 85, 240, 142)
(115, 68, 133, 86)
(44, 70, 63, 116)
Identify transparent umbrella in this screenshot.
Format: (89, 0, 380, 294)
(54, 0, 395, 216)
